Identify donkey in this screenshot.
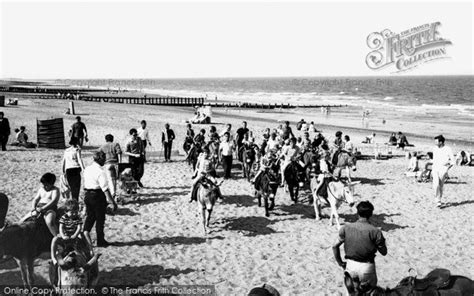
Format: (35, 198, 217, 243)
(333, 150, 357, 182)
(197, 179, 222, 235)
(310, 177, 359, 228)
(0, 193, 57, 287)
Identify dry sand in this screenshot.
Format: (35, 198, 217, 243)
(0, 98, 473, 295)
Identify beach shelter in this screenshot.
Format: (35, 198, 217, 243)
(36, 118, 66, 149)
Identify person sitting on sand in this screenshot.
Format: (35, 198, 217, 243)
(397, 132, 409, 149)
(456, 151, 471, 166)
(10, 126, 36, 148)
(21, 173, 60, 237)
(405, 152, 420, 177)
(364, 133, 376, 144)
(388, 133, 397, 145)
(190, 111, 201, 124)
(16, 126, 28, 144)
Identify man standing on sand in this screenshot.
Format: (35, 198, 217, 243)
(161, 123, 176, 162)
(125, 128, 145, 188)
(0, 112, 11, 151)
(83, 151, 117, 247)
(137, 120, 152, 161)
(432, 135, 455, 208)
(70, 116, 88, 148)
(99, 134, 122, 199)
(219, 132, 235, 179)
(236, 121, 249, 154)
(333, 201, 387, 288)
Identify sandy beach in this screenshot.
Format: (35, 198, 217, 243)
(0, 98, 473, 295)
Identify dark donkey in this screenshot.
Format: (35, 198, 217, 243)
(254, 169, 279, 217)
(284, 160, 306, 203)
(242, 144, 258, 181)
(344, 268, 474, 296)
(0, 193, 57, 288)
(186, 143, 203, 171)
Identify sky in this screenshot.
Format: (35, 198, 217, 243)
(0, 0, 472, 79)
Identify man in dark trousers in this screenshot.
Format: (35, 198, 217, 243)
(0, 112, 11, 151)
(70, 116, 88, 148)
(125, 128, 145, 187)
(83, 151, 117, 247)
(161, 123, 176, 162)
(333, 201, 387, 288)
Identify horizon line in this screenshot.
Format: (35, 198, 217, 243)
(2, 74, 473, 81)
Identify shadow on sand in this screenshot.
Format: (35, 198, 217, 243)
(98, 264, 195, 286)
(220, 194, 255, 207)
(219, 216, 282, 237)
(341, 212, 408, 232)
(441, 199, 474, 209)
(354, 177, 386, 186)
(111, 235, 223, 247)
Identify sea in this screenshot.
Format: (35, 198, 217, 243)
(55, 76, 473, 143)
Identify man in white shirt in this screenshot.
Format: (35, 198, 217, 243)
(219, 132, 235, 179)
(220, 124, 234, 143)
(432, 135, 455, 208)
(83, 151, 117, 247)
(137, 120, 151, 161)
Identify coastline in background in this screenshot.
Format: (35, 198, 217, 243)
(55, 76, 473, 144)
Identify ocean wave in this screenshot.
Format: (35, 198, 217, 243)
(383, 96, 394, 100)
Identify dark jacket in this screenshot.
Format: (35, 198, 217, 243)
(161, 129, 176, 143)
(0, 118, 11, 136)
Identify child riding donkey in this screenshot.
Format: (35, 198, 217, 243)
(189, 146, 223, 202)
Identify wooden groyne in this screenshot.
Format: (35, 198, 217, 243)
(0, 86, 104, 95)
(1, 92, 347, 109)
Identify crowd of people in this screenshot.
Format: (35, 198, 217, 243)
(0, 110, 471, 294)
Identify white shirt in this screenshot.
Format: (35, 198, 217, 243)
(83, 162, 109, 191)
(433, 145, 455, 170)
(63, 147, 81, 169)
(219, 130, 234, 142)
(137, 127, 150, 143)
(267, 139, 279, 152)
(220, 141, 234, 156)
(344, 140, 355, 152)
